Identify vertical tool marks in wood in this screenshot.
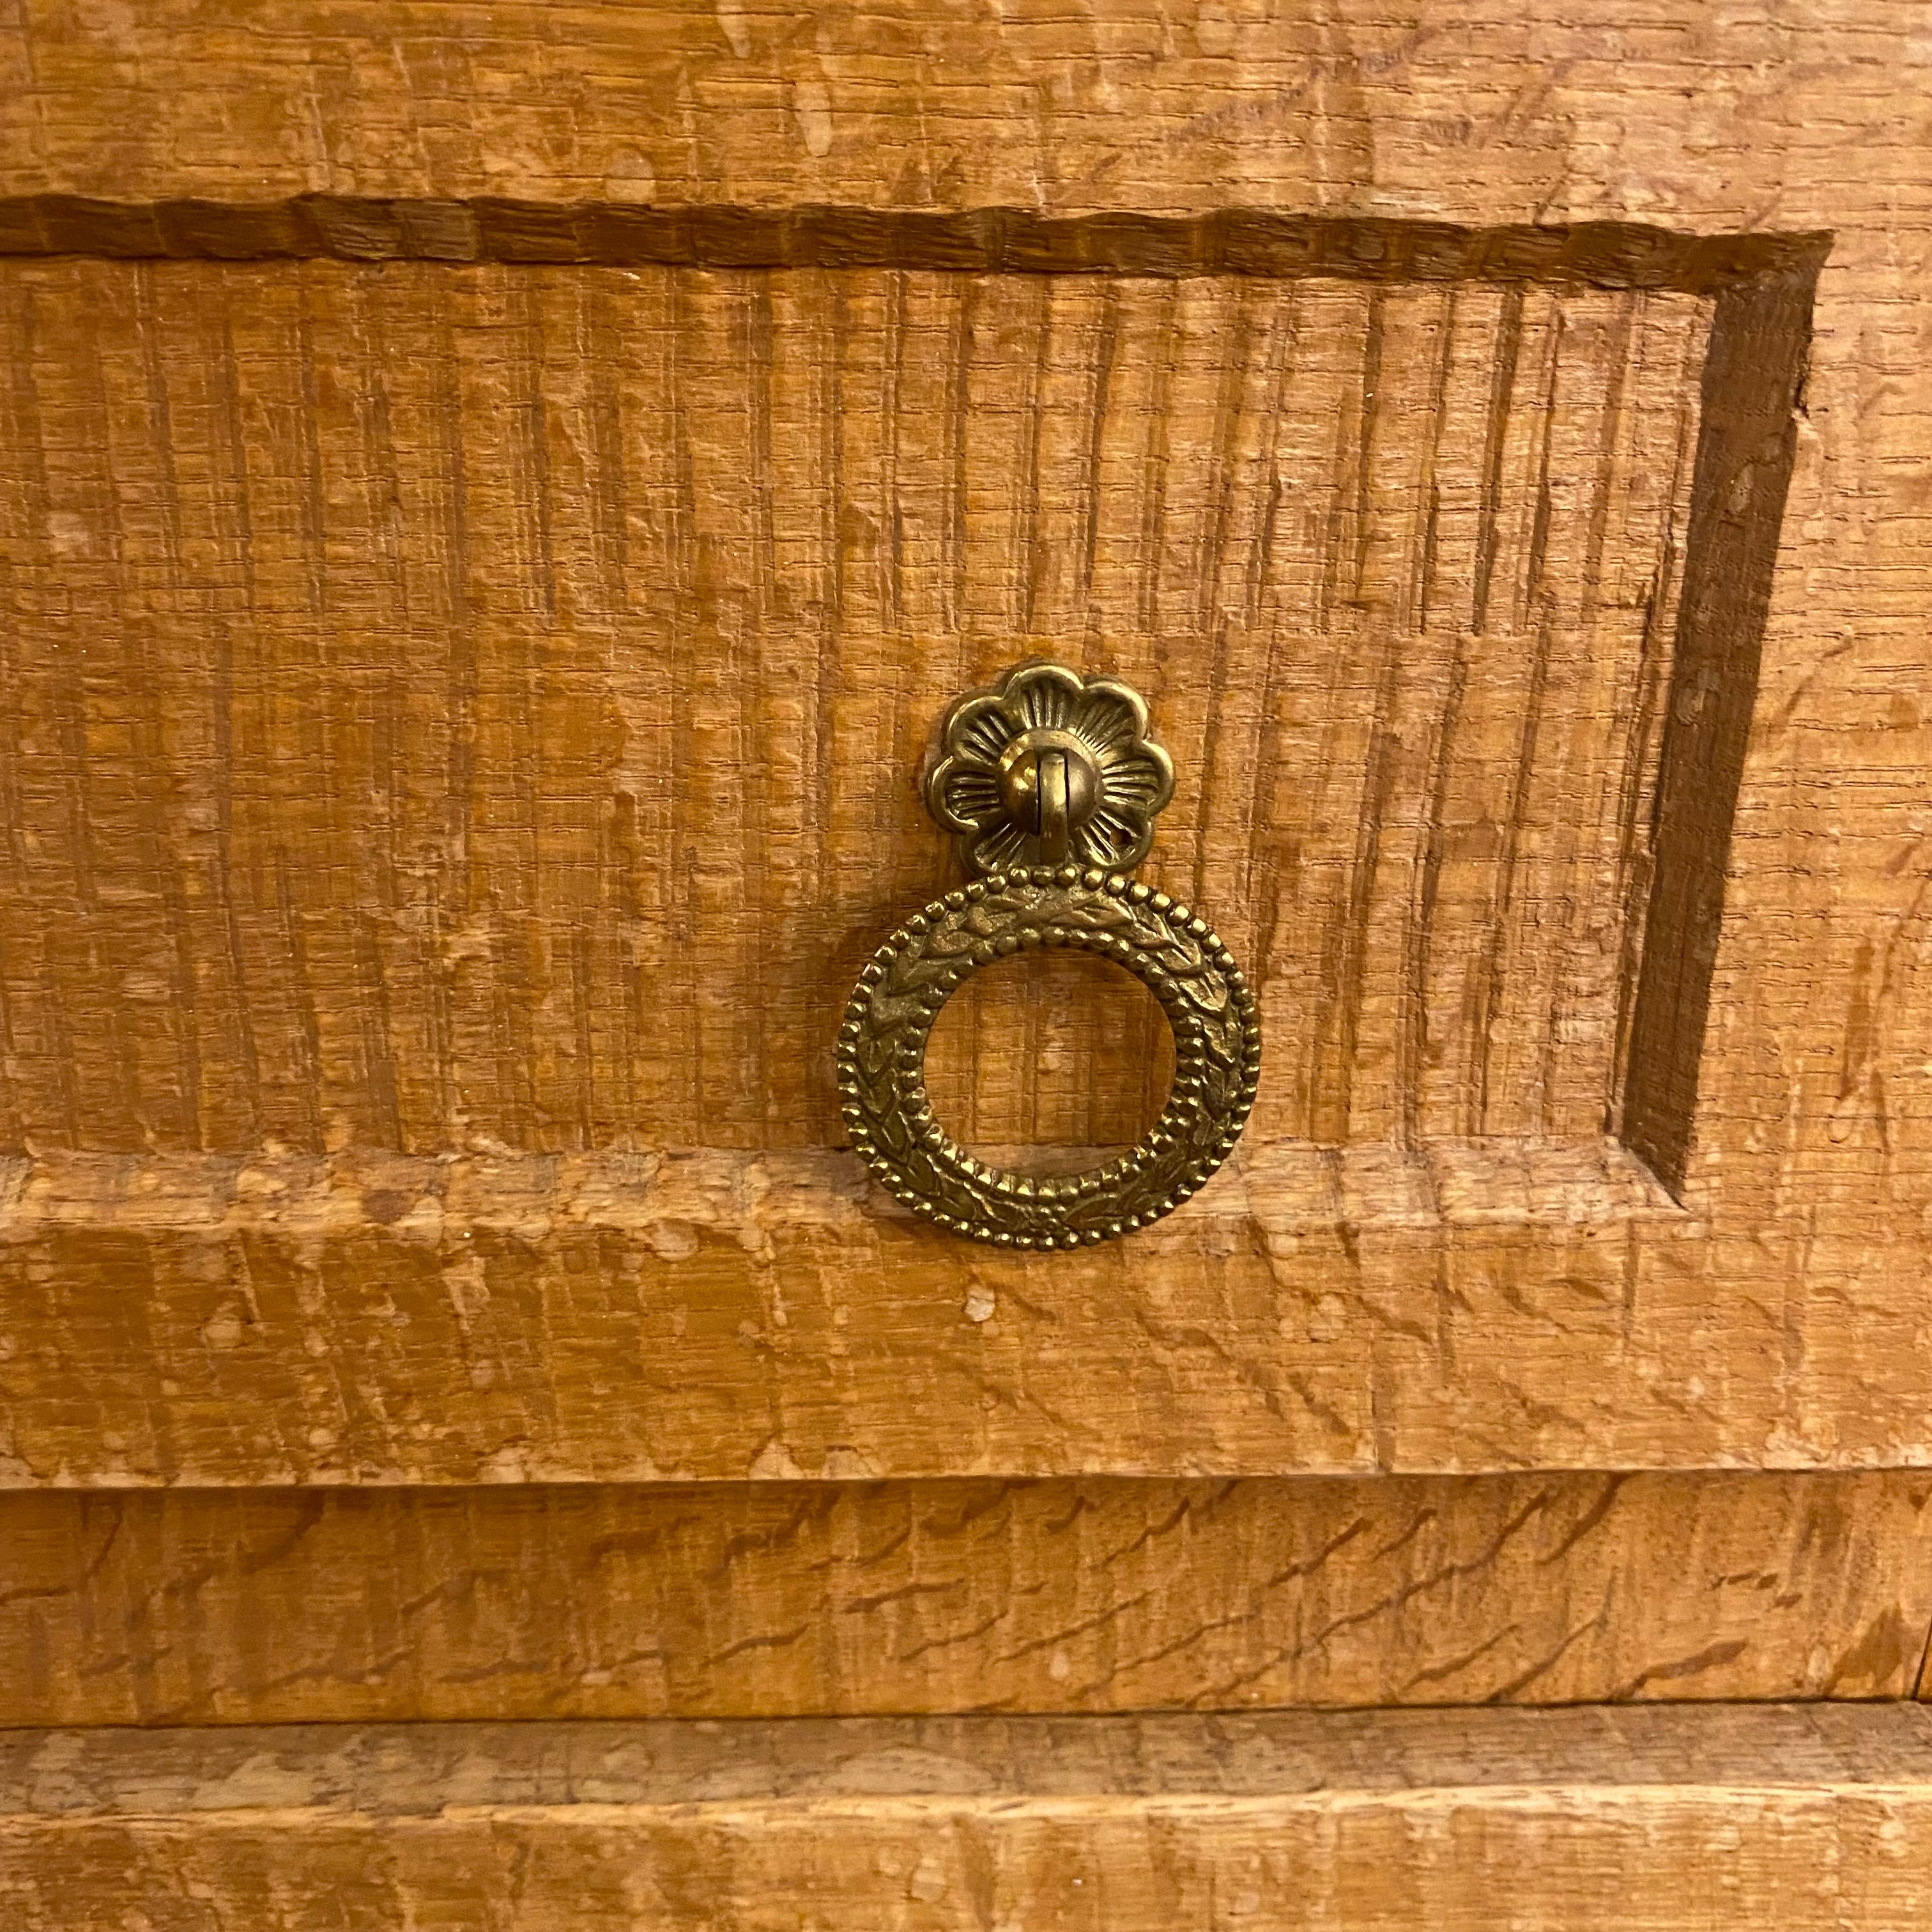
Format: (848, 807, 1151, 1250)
(0, 261, 1707, 1154)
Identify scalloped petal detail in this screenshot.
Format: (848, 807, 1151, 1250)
(969, 818, 1031, 874)
(948, 694, 1022, 765)
(927, 659, 1175, 877)
(1097, 748, 1171, 812)
(1010, 663, 1086, 732)
(938, 764, 1003, 829)
(1078, 806, 1153, 870)
(1075, 687, 1146, 754)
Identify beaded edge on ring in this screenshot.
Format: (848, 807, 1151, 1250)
(836, 865, 1261, 1249)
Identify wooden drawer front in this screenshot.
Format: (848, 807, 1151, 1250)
(0, 215, 1842, 1483)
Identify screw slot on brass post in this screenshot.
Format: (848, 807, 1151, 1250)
(1031, 748, 1070, 864)
(836, 660, 1262, 1250)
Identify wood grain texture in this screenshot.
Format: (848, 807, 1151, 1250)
(15, 1703, 1932, 1807)
(0, 1141, 1758, 1484)
(4, 1707, 1932, 1930)
(1621, 260, 1818, 1191)
(1, 1472, 1925, 1726)
(0, 8, 1923, 1211)
(0, 2, 1902, 247)
(0, 0, 1923, 1486)
(1, 13, 1929, 1898)
(0, 255, 1707, 1156)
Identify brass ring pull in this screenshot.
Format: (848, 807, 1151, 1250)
(838, 662, 1261, 1248)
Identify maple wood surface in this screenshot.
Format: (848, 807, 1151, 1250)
(5, 1707, 1932, 1930)
(2, 6, 1931, 1918)
(13, 1702, 1932, 1806)
(0, 1139, 1719, 1482)
(0, 2, 1924, 1487)
(0, 256, 1707, 1156)
(4, 1471, 1924, 1726)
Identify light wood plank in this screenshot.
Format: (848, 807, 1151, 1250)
(4, 1470, 1924, 1724)
(4, 1708, 1932, 1930)
(0, 12, 1925, 1484)
(0, 3, 1924, 1482)
(0, 1140, 1779, 1483)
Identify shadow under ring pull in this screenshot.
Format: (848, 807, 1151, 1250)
(837, 660, 1261, 1248)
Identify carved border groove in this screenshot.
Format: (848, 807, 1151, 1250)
(0, 197, 1826, 294)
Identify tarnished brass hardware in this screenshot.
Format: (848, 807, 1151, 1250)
(926, 659, 1174, 877)
(838, 662, 1261, 1249)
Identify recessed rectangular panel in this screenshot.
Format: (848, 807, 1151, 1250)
(0, 259, 1707, 1163)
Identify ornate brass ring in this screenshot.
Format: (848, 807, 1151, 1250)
(837, 865, 1261, 1247)
(839, 661, 1259, 1246)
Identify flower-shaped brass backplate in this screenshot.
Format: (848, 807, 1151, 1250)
(926, 661, 1174, 876)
